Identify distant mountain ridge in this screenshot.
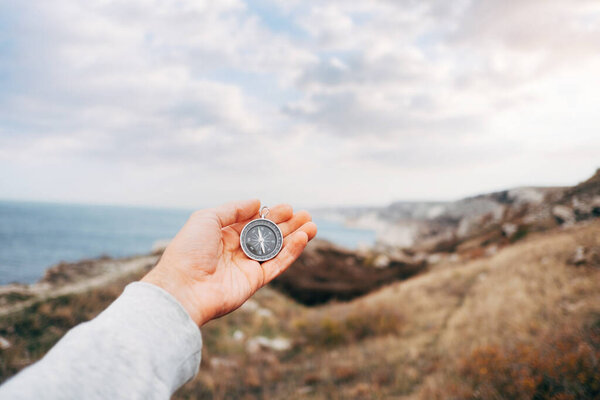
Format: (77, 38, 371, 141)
(314, 169, 600, 253)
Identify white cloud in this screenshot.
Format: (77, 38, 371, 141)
(0, 0, 599, 207)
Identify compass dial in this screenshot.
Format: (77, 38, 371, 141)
(240, 219, 283, 262)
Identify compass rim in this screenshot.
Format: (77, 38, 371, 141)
(240, 218, 283, 262)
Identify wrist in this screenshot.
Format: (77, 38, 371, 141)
(141, 268, 210, 327)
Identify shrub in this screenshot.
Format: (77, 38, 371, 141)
(425, 320, 600, 399)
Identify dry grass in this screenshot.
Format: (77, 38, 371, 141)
(421, 320, 600, 399)
(291, 301, 403, 347)
(1, 220, 600, 399)
(173, 221, 600, 399)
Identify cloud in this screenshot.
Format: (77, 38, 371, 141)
(0, 1, 313, 169)
(0, 0, 599, 207)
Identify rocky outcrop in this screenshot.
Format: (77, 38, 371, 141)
(569, 246, 600, 267)
(40, 255, 113, 285)
(316, 169, 600, 259)
(271, 239, 426, 305)
(556, 168, 600, 221)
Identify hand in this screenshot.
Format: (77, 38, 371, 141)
(141, 199, 317, 326)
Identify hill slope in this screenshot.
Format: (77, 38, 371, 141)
(2, 220, 599, 399)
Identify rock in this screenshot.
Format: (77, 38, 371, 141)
(571, 246, 587, 265)
(257, 308, 273, 318)
(232, 330, 245, 341)
(507, 187, 546, 204)
(373, 254, 390, 268)
(485, 245, 498, 257)
(426, 253, 443, 264)
(209, 357, 238, 369)
(239, 299, 273, 318)
(552, 205, 575, 225)
(240, 299, 259, 312)
(297, 386, 314, 395)
(246, 336, 291, 353)
(449, 253, 461, 263)
(0, 336, 11, 350)
(569, 246, 600, 267)
(557, 169, 600, 221)
(502, 223, 518, 238)
(457, 217, 476, 238)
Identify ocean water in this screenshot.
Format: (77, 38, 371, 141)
(0, 201, 375, 285)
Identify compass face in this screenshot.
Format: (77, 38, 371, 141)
(240, 219, 283, 262)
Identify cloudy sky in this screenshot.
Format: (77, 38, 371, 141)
(1, 0, 599, 209)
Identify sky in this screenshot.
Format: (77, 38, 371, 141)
(0, 0, 599, 209)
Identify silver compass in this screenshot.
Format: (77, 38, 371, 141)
(240, 206, 283, 262)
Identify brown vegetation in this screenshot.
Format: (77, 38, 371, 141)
(422, 322, 600, 399)
(1, 220, 599, 399)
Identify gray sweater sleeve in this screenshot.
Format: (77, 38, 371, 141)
(0, 281, 203, 399)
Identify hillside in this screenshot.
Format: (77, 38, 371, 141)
(183, 220, 600, 399)
(1, 219, 599, 399)
(1, 169, 598, 398)
(316, 169, 600, 255)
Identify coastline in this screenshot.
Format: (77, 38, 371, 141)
(0, 254, 158, 317)
(0, 237, 426, 316)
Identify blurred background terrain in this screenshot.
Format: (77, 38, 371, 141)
(1, 0, 600, 399)
(1, 170, 598, 399)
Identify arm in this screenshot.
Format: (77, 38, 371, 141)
(0, 282, 202, 399)
(0, 200, 317, 399)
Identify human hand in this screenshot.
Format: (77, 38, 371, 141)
(141, 199, 317, 326)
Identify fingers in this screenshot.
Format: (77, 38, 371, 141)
(297, 221, 318, 240)
(212, 199, 261, 228)
(224, 206, 314, 253)
(278, 210, 312, 236)
(266, 204, 294, 224)
(261, 230, 309, 284)
(229, 203, 293, 234)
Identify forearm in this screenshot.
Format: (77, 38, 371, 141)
(0, 282, 203, 400)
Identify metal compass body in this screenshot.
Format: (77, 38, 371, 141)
(240, 207, 283, 262)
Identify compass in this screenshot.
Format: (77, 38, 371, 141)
(240, 206, 283, 262)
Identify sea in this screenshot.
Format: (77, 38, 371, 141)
(0, 200, 376, 285)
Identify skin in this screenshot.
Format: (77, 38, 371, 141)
(142, 199, 318, 327)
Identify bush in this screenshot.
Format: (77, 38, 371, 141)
(425, 320, 600, 399)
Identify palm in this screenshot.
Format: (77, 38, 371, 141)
(205, 227, 265, 316)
